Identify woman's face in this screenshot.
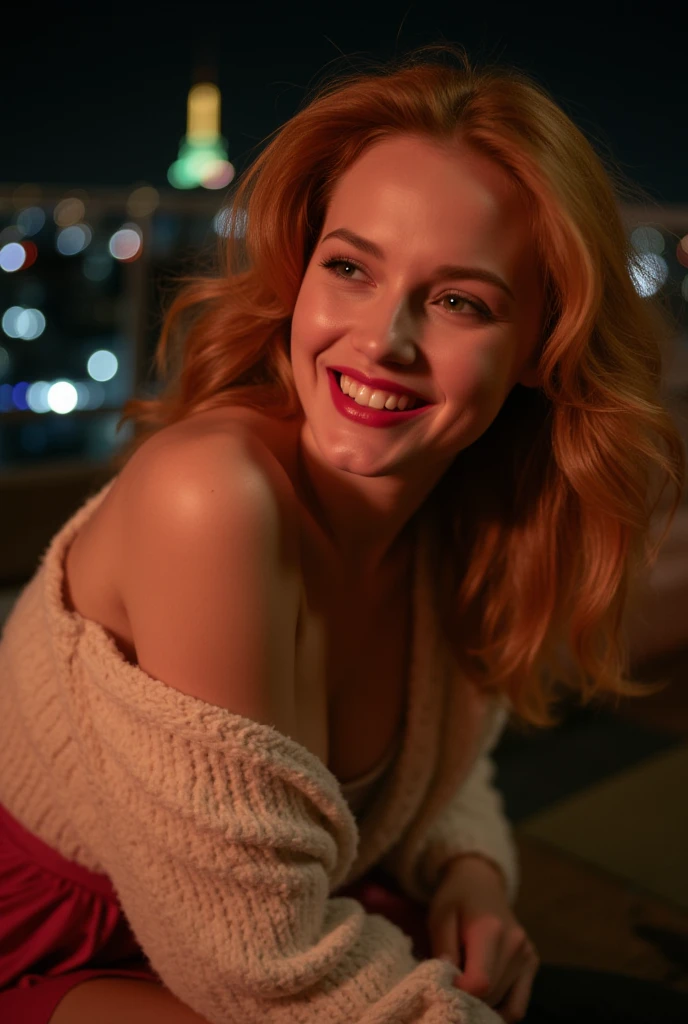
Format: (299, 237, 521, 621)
(290, 134, 545, 481)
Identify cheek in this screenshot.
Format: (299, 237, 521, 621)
(292, 279, 325, 340)
(442, 346, 504, 396)
(440, 348, 514, 427)
(291, 287, 342, 372)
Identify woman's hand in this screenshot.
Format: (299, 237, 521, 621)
(427, 854, 540, 1024)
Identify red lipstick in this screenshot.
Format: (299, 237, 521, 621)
(327, 369, 431, 428)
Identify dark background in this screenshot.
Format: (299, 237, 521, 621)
(2, 2, 685, 203)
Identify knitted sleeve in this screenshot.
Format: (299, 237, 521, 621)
(382, 702, 520, 907)
(65, 623, 503, 1024)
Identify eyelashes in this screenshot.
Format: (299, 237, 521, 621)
(317, 253, 496, 322)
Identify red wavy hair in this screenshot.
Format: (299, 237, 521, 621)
(111, 44, 686, 729)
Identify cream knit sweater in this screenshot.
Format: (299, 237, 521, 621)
(0, 479, 519, 1023)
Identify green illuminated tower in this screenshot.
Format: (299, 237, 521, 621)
(167, 83, 234, 190)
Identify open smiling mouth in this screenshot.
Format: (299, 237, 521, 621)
(327, 369, 431, 426)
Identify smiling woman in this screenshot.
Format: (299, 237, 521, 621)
(113, 42, 683, 730)
(287, 133, 544, 541)
(1, 41, 686, 1024)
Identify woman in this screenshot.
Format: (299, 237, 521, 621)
(0, 45, 685, 1024)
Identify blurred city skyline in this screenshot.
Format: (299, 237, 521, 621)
(2, 4, 685, 203)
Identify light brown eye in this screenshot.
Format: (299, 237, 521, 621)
(318, 255, 367, 280)
(438, 293, 494, 320)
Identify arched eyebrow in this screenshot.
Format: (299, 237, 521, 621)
(320, 227, 515, 302)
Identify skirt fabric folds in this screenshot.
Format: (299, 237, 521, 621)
(0, 797, 432, 1022)
(0, 798, 164, 1021)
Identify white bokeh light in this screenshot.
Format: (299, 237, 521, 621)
(2, 306, 45, 339)
(47, 380, 78, 414)
(16, 308, 46, 340)
(108, 227, 142, 261)
(2, 306, 25, 338)
(628, 252, 669, 298)
(87, 349, 118, 382)
(0, 243, 27, 272)
(26, 381, 52, 413)
(213, 206, 247, 239)
(630, 226, 665, 256)
(213, 209, 232, 237)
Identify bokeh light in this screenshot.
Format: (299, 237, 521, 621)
(20, 241, 38, 269)
(108, 226, 142, 262)
(2, 306, 46, 340)
(0, 227, 23, 247)
(26, 381, 52, 413)
(0, 242, 27, 272)
(87, 349, 118, 382)
(630, 226, 665, 255)
(213, 208, 232, 237)
(201, 159, 235, 190)
(46, 380, 78, 414)
(628, 252, 669, 298)
(16, 207, 46, 236)
(213, 205, 246, 239)
(82, 249, 113, 281)
(17, 309, 46, 340)
(54, 197, 86, 227)
(2, 307, 25, 337)
(12, 381, 29, 410)
(126, 185, 160, 218)
(12, 184, 42, 208)
(56, 224, 93, 256)
(676, 234, 688, 271)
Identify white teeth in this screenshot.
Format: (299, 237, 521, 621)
(339, 373, 416, 411)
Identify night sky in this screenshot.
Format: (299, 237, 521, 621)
(3, 3, 685, 204)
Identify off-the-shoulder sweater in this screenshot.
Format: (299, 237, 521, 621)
(0, 478, 519, 1023)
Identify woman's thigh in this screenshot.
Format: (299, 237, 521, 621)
(49, 977, 213, 1024)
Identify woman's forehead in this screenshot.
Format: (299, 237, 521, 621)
(326, 136, 528, 235)
(321, 137, 538, 288)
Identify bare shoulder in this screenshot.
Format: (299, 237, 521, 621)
(114, 407, 302, 731)
(117, 407, 300, 543)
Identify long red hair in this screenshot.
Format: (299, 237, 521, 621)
(111, 45, 686, 729)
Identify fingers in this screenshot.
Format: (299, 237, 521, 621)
(430, 915, 461, 968)
(457, 920, 539, 1021)
(496, 964, 539, 1023)
(487, 930, 531, 1006)
(494, 946, 540, 1023)
(455, 914, 502, 998)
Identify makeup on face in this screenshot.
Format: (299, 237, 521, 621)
(327, 368, 432, 428)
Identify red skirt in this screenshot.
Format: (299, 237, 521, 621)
(0, 798, 433, 1023)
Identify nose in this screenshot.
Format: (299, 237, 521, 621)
(352, 296, 418, 366)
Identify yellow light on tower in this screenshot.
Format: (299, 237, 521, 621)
(167, 82, 234, 190)
(188, 83, 219, 141)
